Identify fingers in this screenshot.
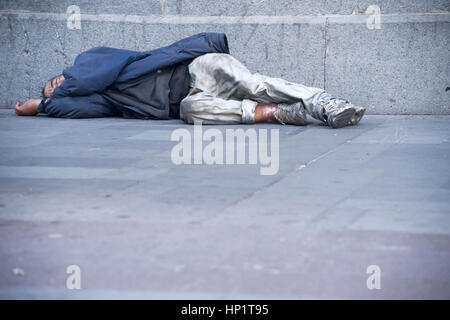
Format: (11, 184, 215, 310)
(15, 101, 23, 116)
(14, 99, 38, 116)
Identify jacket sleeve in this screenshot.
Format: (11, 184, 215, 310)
(114, 32, 230, 85)
(37, 94, 121, 118)
(53, 47, 143, 98)
(53, 33, 229, 97)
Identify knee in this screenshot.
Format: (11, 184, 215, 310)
(179, 98, 195, 124)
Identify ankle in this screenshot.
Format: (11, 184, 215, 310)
(254, 104, 278, 122)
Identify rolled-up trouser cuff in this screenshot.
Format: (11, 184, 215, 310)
(241, 99, 258, 123)
(311, 92, 333, 122)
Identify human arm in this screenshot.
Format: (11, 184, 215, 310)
(36, 94, 121, 118)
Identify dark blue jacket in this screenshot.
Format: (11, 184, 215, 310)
(38, 32, 230, 119)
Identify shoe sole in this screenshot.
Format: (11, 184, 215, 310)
(328, 107, 356, 128)
(329, 106, 366, 128)
(351, 107, 365, 125)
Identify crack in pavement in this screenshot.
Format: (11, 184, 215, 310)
(222, 118, 389, 212)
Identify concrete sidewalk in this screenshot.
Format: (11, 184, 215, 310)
(0, 110, 449, 299)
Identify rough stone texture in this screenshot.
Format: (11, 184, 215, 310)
(164, 0, 356, 16)
(0, 110, 449, 299)
(0, 16, 325, 109)
(0, 0, 356, 16)
(325, 21, 450, 114)
(2, 0, 449, 16)
(0, 1, 449, 114)
(0, 0, 163, 15)
(357, 0, 450, 14)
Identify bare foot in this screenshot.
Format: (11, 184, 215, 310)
(15, 98, 41, 116)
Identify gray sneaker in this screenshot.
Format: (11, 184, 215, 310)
(273, 102, 307, 126)
(323, 99, 366, 128)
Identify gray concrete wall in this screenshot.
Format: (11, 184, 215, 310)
(0, 0, 449, 114)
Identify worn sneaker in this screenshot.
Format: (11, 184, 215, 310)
(273, 102, 307, 126)
(323, 99, 366, 128)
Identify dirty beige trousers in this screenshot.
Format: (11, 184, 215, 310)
(180, 53, 333, 124)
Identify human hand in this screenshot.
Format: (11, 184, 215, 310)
(14, 98, 42, 116)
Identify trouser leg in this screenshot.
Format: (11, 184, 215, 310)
(239, 73, 333, 122)
(181, 53, 334, 124)
(180, 91, 257, 124)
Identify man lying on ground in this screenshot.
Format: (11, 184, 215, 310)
(15, 32, 365, 128)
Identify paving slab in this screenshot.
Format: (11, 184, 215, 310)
(0, 110, 449, 299)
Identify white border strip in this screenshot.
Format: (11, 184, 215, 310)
(0, 10, 449, 25)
